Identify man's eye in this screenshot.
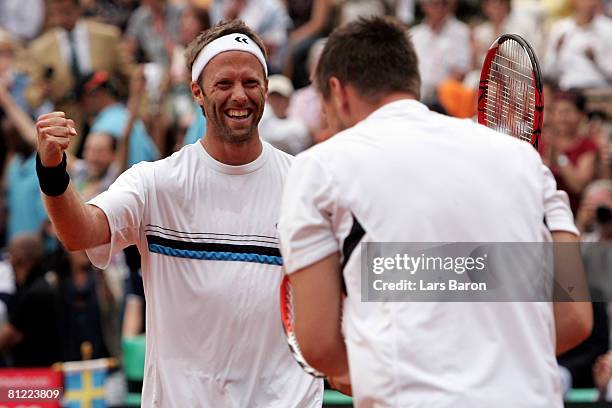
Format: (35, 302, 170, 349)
(217, 81, 231, 88)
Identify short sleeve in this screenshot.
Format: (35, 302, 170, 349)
(542, 164, 579, 235)
(278, 154, 340, 274)
(86, 163, 149, 269)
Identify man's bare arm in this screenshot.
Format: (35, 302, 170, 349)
(42, 185, 110, 250)
(37, 112, 111, 250)
(552, 231, 593, 355)
(289, 252, 349, 377)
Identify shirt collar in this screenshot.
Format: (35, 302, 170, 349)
(198, 140, 270, 175)
(365, 98, 429, 122)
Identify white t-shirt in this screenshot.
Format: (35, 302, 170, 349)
(410, 17, 472, 102)
(543, 15, 612, 90)
(279, 99, 577, 408)
(86, 141, 322, 408)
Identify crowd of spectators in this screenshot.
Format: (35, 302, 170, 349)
(0, 0, 610, 403)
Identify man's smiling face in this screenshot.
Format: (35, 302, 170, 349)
(198, 51, 268, 144)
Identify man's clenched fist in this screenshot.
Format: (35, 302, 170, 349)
(36, 112, 77, 167)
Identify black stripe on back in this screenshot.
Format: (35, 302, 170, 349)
(340, 215, 366, 294)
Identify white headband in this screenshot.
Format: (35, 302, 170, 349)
(191, 33, 268, 82)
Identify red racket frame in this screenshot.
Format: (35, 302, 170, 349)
(477, 34, 544, 150)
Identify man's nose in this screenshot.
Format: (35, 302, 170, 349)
(230, 84, 248, 105)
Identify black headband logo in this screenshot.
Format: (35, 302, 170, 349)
(235, 36, 249, 44)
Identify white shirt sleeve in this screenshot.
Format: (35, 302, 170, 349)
(542, 164, 579, 235)
(85, 163, 149, 269)
(278, 154, 341, 274)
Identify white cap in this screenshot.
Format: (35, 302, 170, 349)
(267, 74, 294, 98)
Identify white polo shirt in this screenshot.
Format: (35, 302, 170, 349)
(279, 99, 577, 408)
(86, 141, 322, 408)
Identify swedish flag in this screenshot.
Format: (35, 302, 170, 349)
(62, 359, 109, 408)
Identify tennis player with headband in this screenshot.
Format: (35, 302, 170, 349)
(35, 20, 322, 407)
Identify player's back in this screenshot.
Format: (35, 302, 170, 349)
(296, 99, 561, 407)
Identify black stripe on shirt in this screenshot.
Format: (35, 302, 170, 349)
(146, 234, 282, 258)
(146, 224, 278, 240)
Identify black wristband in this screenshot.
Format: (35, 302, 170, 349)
(36, 153, 70, 196)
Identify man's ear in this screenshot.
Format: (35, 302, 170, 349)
(190, 81, 205, 106)
(329, 77, 348, 115)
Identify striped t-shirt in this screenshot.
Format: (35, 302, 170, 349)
(86, 141, 322, 408)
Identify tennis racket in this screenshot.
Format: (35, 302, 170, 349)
(478, 34, 543, 149)
(280, 274, 326, 378)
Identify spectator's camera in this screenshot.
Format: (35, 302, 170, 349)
(596, 206, 612, 225)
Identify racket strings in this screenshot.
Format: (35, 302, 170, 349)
(484, 40, 535, 143)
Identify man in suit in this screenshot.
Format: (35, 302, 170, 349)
(26, 0, 133, 152)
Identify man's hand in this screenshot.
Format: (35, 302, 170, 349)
(594, 352, 612, 395)
(36, 112, 77, 167)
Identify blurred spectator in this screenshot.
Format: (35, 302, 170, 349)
(285, 0, 331, 89)
(576, 179, 612, 237)
(259, 74, 311, 154)
(336, 0, 387, 26)
(512, 0, 568, 33)
(543, 0, 612, 90)
(587, 110, 611, 179)
(472, 0, 543, 68)
(0, 81, 47, 243)
(287, 38, 330, 143)
(542, 77, 560, 138)
(61, 250, 119, 361)
(0, 0, 45, 42)
(543, 89, 598, 213)
(80, 71, 159, 167)
(209, 0, 291, 72)
(125, 0, 183, 65)
(436, 78, 476, 118)
(170, 5, 210, 86)
(0, 255, 15, 331)
(394, 0, 417, 24)
(577, 182, 612, 332)
(183, 107, 206, 145)
(558, 300, 608, 389)
(539, 0, 573, 20)
(0, 234, 62, 367)
(80, 0, 139, 31)
(0, 30, 30, 116)
(70, 133, 122, 200)
(411, 0, 471, 106)
(167, 5, 210, 145)
(25, 0, 134, 149)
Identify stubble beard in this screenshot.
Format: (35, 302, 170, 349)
(203, 97, 264, 145)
